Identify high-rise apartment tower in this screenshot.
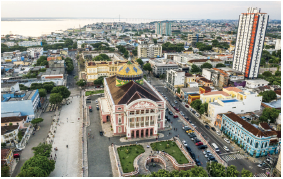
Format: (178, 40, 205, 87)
(233, 7, 269, 79)
(155, 21, 172, 36)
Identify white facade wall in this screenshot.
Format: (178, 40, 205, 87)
(275, 39, 281, 50)
(245, 79, 269, 88)
(202, 68, 212, 80)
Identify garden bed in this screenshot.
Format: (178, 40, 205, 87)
(85, 90, 104, 96)
(150, 141, 189, 164)
(117, 145, 145, 173)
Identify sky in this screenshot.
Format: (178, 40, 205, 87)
(1, 1, 281, 20)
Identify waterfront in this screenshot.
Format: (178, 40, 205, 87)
(1, 18, 157, 37)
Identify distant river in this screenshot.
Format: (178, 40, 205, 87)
(1, 18, 155, 37)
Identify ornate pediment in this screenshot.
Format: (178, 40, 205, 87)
(129, 101, 156, 109)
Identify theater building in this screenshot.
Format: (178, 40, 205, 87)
(100, 61, 166, 139)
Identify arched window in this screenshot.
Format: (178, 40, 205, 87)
(265, 142, 267, 148)
(250, 140, 253, 146)
(247, 138, 250, 143)
(255, 142, 259, 148)
(261, 143, 264, 148)
(241, 133, 244, 138)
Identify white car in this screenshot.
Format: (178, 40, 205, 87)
(182, 126, 189, 130)
(204, 154, 208, 158)
(223, 146, 230, 152)
(203, 151, 206, 155)
(224, 138, 230, 143)
(257, 163, 262, 168)
(174, 100, 178, 104)
(216, 131, 221, 136)
(182, 140, 188, 147)
(95, 100, 98, 103)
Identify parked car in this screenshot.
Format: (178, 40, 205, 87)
(184, 117, 189, 121)
(175, 108, 179, 112)
(185, 104, 189, 108)
(14, 148, 23, 152)
(188, 120, 192, 123)
(95, 100, 98, 103)
(182, 140, 188, 147)
(186, 146, 192, 153)
(195, 142, 203, 146)
(224, 138, 230, 143)
(191, 137, 197, 141)
(195, 159, 201, 166)
(183, 126, 190, 130)
(223, 146, 230, 152)
(165, 115, 168, 119)
(190, 153, 196, 160)
(168, 111, 173, 115)
(194, 139, 201, 143)
(166, 118, 171, 122)
(211, 127, 216, 131)
(205, 125, 210, 129)
(13, 153, 20, 158)
(86, 98, 91, 103)
(216, 131, 221, 136)
(209, 156, 215, 161)
(174, 100, 178, 104)
(198, 145, 207, 149)
(266, 157, 273, 162)
(186, 129, 194, 134)
(173, 115, 178, 118)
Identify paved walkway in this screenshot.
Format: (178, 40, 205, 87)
(120, 133, 165, 142)
(49, 96, 81, 177)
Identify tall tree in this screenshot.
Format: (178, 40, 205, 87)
(191, 99, 202, 111)
(51, 86, 71, 99)
(20, 155, 55, 177)
(241, 168, 253, 177)
(136, 58, 144, 66)
(94, 76, 106, 85)
(31, 118, 44, 128)
(32, 143, 52, 157)
(143, 63, 152, 73)
(1, 164, 10, 177)
(49, 93, 63, 104)
(226, 165, 239, 177)
(191, 64, 201, 72)
(206, 162, 226, 177)
(38, 89, 47, 97)
(201, 62, 213, 69)
(262, 71, 273, 77)
(17, 167, 46, 177)
(216, 63, 226, 68)
(76, 79, 86, 87)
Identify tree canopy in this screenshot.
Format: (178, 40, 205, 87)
(93, 54, 111, 61)
(143, 63, 152, 72)
(191, 99, 202, 111)
(49, 93, 63, 104)
(65, 57, 74, 74)
(199, 102, 208, 115)
(94, 76, 106, 85)
(201, 62, 213, 69)
(191, 64, 201, 73)
(19, 155, 55, 177)
(162, 42, 184, 52)
(51, 86, 71, 99)
(226, 165, 239, 177)
(259, 107, 280, 123)
(38, 89, 47, 97)
(142, 168, 208, 177)
(206, 162, 226, 177)
(31, 118, 44, 126)
(262, 71, 273, 77)
(195, 42, 212, 51)
(259, 90, 277, 102)
(136, 58, 144, 66)
(216, 63, 226, 68)
(32, 143, 52, 158)
(76, 79, 86, 87)
(1, 164, 10, 177)
(241, 169, 253, 177)
(36, 56, 48, 66)
(17, 167, 47, 177)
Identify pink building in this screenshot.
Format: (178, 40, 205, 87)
(100, 62, 166, 139)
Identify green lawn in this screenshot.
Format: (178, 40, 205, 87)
(150, 141, 189, 164)
(85, 90, 104, 96)
(117, 145, 145, 173)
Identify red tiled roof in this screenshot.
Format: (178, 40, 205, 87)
(45, 76, 63, 79)
(224, 87, 243, 93)
(259, 122, 273, 130)
(188, 59, 222, 63)
(1, 149, 10, 160)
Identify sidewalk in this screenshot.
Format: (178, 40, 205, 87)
(120, 133, 165, 142)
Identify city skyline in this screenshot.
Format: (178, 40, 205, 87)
(1, 1, 281, 20)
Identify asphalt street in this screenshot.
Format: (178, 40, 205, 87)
(67, 51, 78, 89)
(149, 76, 264, 175)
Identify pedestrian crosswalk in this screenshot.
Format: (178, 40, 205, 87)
(221, 153, 246, 162)
(254, 173, 267, 177)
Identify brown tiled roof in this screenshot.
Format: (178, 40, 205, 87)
(275, 89, 281, 96)
(199, 77, 212, 83)
(1, 149, 10, 160)
(1, 116, 27, 123)
(1, 125, 19, 135)
(224, 112, 267, 137)
(185, 73, 193, 77)
(259, 122, 273, 130)
(265, 131, 278, 136)
(188, 59, 222, 63)
(105, 76, 161, 105)
(269, 139, 278, 144)
(276, 131, 281, 138)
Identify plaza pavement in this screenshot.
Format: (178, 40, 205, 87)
(49, 96, 81, 177)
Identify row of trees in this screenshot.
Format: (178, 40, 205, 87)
(207, 162, 253, 177)
(17, 143, 55, 177)
(162, 42, 184, 52)
(190, 63, 226, 73)
(259, 107, 280, 123)
(196, 42, 212, 51)
(49, 86, 71, 105)
(65, 57, 74, 74)
(190, 99, 208, 115)
(258, 70, 281, 86)
(212, 40, 229, 49)
(90, 42, 115, 51)
(117, 45, 129, 58)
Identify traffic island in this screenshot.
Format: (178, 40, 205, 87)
(115, 144, 145, 176)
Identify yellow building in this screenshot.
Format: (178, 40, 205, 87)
(13, 61, 30, 66)
(229, 44, 235, 52)
(212, 47, 226, 53)
(183, 50, 194, 54)
(1, 149, 14, 174)
(200, 91, 231, 103)
(223, 87, 243, 98)
(85, 60, 128, 82)
(185, 73, 196, 83)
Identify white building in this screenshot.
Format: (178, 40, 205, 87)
(18, 41, 42, 47)
(245, 79, 269, 88)
(153, 63, 179, 76)
(233, 7, 269, 79)
(137, 44, 162, 58)
(275, 39, 281, 50)
(166, 69, 185, 93)
(208, 89, 262, 123)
